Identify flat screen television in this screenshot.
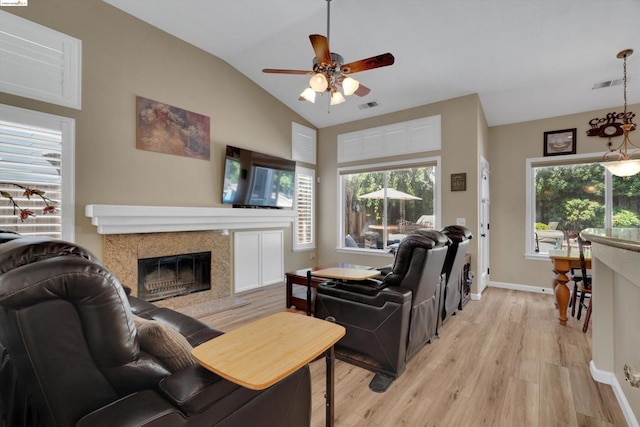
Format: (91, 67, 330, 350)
(222, 145, 296, 209)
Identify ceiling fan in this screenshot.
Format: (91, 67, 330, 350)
(262, 0, 395, 106)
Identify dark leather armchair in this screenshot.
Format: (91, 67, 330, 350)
(0, 228, 21, 244)
(0, 237, 311, 427)
(440, 225, 473, 326)
(314, 230, 449, 391)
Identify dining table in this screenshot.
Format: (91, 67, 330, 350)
(548, 248, 591, 325)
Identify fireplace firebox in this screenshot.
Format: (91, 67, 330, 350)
(137, 251, 211, 302)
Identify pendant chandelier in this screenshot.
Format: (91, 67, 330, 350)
(601, 49, 640, 177)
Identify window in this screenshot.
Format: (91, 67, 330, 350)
(293, 165, 315, 251)
(0, 10, 82, 109)
(0, 104, 75, 240)
(339, 158, 439, 251)
(527, 155, 640, 255)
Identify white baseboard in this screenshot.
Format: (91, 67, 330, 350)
(489, 281, 555, 295)
(470, 292, 481, 301)
(590, 361, 639, 427)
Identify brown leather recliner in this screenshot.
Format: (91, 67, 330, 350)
(314, 230, 449, 392)
(439, 225, 473, 327)
(0, 228, 21, 244)
(0, 237, 311, 427)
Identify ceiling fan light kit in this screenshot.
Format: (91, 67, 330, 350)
(263, 0, 394, 108)
(310, 73, 329, 92)
(300, 87, 317, 103)
(342, 77, 359, 96)
(330, 90, 346, 105)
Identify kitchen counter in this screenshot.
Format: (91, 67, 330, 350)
(580, 228, 640, 426)
(582, 228, 640, 252)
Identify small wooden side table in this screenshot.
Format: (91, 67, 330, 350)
(192, 312, 345, 427)
(311, 267, 381, 282)
(286, 263, 374, 313)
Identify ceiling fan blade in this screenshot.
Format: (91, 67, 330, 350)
(262, 69, 313, 75)
(341, 53, 395, 74)
(309, 34, 332, 67)
(354, 84, 371, 97)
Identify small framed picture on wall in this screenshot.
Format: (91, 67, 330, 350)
(451, 173, 466, 191)
(544, 128, 576, 156)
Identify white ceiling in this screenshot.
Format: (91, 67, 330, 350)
(104, 0, 640, 129)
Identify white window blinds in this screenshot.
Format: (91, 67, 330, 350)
(294, 166, 315, 251)
(0, 10, 82, 109)
(0, 116, 63, 237)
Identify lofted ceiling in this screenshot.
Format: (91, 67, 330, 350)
(103, 0, 640, 129)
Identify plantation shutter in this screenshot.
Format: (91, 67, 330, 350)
(0, 119, 62, 237)
(294, 166, 314, 250)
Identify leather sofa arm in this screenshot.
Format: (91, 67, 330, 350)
(76, 390, 187, 427)
(317, 282, 411, 307)
(159, 364, 312, 426)
(128, 295, 223, 346)
(158, 364, 244, 416)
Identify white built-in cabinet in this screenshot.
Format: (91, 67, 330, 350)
(233, 230, 284, 293)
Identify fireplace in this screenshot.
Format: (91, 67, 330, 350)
(138, 251, 212, 302)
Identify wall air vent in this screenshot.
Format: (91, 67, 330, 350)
(592, 77, 625, 90)
(358, 101, 380, 110)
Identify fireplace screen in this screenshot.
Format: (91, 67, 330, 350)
(138, 251, 211, 302)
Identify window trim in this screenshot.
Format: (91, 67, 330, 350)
(293, 165, 315, 252)
(525, 152, 612, 260)
(336, 156, 441, 254)
(0, 104, 75, 241)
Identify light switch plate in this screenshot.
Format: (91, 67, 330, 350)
(456, 218, 466, 226)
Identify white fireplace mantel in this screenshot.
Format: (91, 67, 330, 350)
(85, 204, 295, 235)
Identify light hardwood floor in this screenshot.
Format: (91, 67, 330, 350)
(198, 284, 626, 427)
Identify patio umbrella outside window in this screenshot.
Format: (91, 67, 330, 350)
(359, 188, 421, 227)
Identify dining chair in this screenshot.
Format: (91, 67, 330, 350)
(570, 237, 591, 317)
(575, 236, 592, 331)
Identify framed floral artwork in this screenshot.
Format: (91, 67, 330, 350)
(136, 96, 210, 160)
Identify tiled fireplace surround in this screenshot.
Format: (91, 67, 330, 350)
(103, 230, 230, 310)
(86, 205, 295, 311)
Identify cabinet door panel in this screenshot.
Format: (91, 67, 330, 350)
(234, 231, 261, 293)
(261, 230, 283, 286)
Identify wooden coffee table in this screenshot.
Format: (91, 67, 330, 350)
(192, 312, 345, 426)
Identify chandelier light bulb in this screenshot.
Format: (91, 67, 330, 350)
(300, 87, 316, 103)
(601, 159, 640, 177)
(342, 77, 360, 96)
(309, 73, 328, 92)
(330, 90, 346, 105)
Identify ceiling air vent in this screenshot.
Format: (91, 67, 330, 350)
(592, 77, 625, 90)
(358, 101, 380, 110)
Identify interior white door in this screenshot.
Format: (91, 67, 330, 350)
(479, 158, 490, 293)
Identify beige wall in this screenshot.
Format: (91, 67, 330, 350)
(489, 103, 640, 288)
(10, 2, 626, 295)
(316, 94, 484, 290)
(0, 0, 315, 273)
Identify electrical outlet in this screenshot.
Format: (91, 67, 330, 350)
(456, 218, 466, 226)
(309, 252, 315, 260)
